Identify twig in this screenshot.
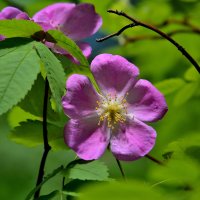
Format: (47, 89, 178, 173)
(96, 10, 200, 74)
(115, 158, 126, 180)
(34, 78, 51, 199)
(145, 154, 164, 165)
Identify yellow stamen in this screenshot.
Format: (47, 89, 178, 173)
(96, 93, 128, 129)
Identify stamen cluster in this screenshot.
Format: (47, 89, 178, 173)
(96, 93, 128, 129)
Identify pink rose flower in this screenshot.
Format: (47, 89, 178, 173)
(62, 54, 168, 161)
(33, 3, 102, 60)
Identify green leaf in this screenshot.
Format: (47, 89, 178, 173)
(0, 19, 42, 38)
(174, 82, 198, 106)
(25, 166, 63, 200)
(79, 180, 165, 200)
(184, 66, 199, 81)
(57, 55, 99, 91)
(67, 160, 109, 181)
(18, 74, 45, 117)
(47, 29, 89, 66)
(9, 120, 68, 150)
(8, 106, 39, 127)
(164, 133, 200, 163)
(34, 42, 66, 112)
(0, 38, 40, 115)
(155, 78, 185, 95)
(37, 190, 59, 200)
(149, 157, 200, 186)
(18, 74, 65, 126)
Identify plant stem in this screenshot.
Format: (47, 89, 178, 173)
(34, 78, 51, 199)
(145, 154, 164, 165)
(96, 10, 200, 74)
(115, 158, 126, 180)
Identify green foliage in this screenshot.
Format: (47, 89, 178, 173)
(174, 82, 198, 106)
(1, 1, 200, 200)
(0, 38, 40, 115)
(67, 160, 109, 181)
(18, 74, 45, 117)
(47, 30, 89, 66)
(34, 42, 66, 112)
(37, 190, 59, 200)
(155, 78, 185, 95)
(9, 120, 67, 150)
(0, 19, 42, 38)
(185, 66, 200, 81)
(78, 180, 165, 200)
(25, 165, 64, 200)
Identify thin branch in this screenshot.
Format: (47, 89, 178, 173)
(96, 10, 200, 74)
(115, 158, 126, 180)
(96, 23, 137, 42)
(34, 78, 51, 199)
(145, 154, 164, 165)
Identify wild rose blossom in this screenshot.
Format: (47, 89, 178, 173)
(33, 3, 102, 61)
(0, 6, 29, 40)
(62, 54, 168, 161)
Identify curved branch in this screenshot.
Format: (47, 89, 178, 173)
(96, 10, 200, 74)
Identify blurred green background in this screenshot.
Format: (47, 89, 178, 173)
(0, 0, 200, 199)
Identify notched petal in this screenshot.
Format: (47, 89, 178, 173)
(64, 118, 110, 160)
(91, 54, 139, 96)
(110, 119, 156, 161)
(62, 74, 100, 119)
(127, 79, 168, 122)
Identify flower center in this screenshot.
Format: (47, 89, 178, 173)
(96, 93, 128, 129)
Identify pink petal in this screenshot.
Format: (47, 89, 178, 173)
(91, 54, 139, 96)
(110, 119, 156, 161)
(127, 79, 168, 122)
(0, 6, 29, 19)
(77, 42, 92, 59)
(64, 118, 110, 160)
(33, 3, 75, 31)
(62, 74, 100, 119)
(62, 3, 102, 40)
(66, 42, 92, 64)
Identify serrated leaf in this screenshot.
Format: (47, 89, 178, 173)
(184, 66, 199, 81)
(8, 106, 39, 127)
(155, 78, 185, 95)
(0, 37, 32, 56)
(174, 82, 198, 106)
(0, 19, 42, 38)
(18, 74, 44, 117)
(9, 120, 68, 150)
(68, 160, 109, 181)
(0, 38, 40, 115)
(47, 29, 89, 66)
(57, 55, 99, 91)
(34, 42, 66, 112)
(18, 74, 65, 126)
